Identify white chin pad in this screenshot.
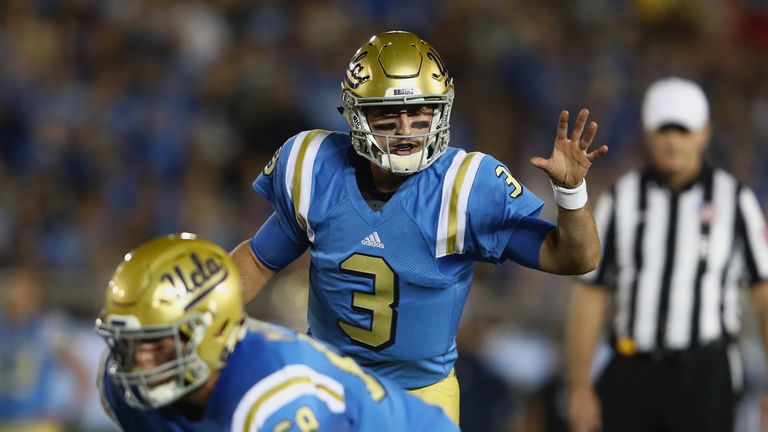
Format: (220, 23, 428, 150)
(146, 381, 180, 407)
(380, 151, 424, 173)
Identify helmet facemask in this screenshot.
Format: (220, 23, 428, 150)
(96, 312, 214, 410)
(343, 90, 454, 175)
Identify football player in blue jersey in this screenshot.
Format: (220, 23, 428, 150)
(231, 31, 609, 423)
(95, 234, 458, 431)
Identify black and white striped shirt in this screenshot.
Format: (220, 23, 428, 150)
(581, 165, 768, 352)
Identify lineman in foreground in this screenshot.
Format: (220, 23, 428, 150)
(95, 234, 457, 431)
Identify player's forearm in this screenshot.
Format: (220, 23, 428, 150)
(231, 240, 275, 305)
(540, 204, 601, 274)
(565, 282, 608, 389)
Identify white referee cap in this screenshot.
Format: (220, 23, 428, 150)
(642, 77, 709, 132)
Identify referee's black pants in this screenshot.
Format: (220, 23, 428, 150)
(596, 343, 736, 432)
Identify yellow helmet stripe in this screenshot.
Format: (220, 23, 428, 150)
(286, 130, 329, 242)
(232, 364, 346, 432)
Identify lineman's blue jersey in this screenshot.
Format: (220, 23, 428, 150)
(99, 319, 457, 431)
(253, 130, 551, 388)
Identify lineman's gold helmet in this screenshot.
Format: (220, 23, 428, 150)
(95, 234, 245, 409)
(341, 31, 454, 175)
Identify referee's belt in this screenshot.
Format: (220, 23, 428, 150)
(614, 337, 727, 361)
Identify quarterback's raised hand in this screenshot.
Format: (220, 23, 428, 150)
(530, 109, 608, 188)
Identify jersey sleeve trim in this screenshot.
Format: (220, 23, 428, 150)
(436, 151, 484, 257)
(285, 129, 330, 243)
(232, 364, 346, 432)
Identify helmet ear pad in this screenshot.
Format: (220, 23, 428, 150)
(341, 31, 454, 175)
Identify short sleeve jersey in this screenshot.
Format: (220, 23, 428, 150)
(253, 130, 548, 387)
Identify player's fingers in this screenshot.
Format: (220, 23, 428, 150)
(556, 110, 569, 141)
(571, 108, 590, 144)
(530, 156, 551, 172)
(580, 121, 598, 150)
(586, 145, 609, 162)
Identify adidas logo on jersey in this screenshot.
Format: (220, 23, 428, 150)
(361, 232, 384, 249)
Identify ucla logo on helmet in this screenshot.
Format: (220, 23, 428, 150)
(346, 51, 370, 89)
(159, 253, 228, 297)
(427, 48, 449, 83)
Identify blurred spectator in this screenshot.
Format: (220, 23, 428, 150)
(0, 266, 90, 432)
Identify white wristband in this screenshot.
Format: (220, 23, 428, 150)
(551, 179, 588, 210)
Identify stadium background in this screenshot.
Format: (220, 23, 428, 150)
(1, 0, 767, 431)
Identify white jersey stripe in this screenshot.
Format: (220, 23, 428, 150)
(436, 150, 467, 257)
(665, 185, 702, 348)
(284, 131, 309, 202)
(593, 168, 761, 352)
(707, 172, 737, 337)
(283, 130, 328, 243)
(633, 184, 668, 350)
(232, 364, 345, 432)
(613, 172, 641, 341)
(453, 153, 484, 254)
(297, 131, 329, 243)
(722, 252, 743, 335)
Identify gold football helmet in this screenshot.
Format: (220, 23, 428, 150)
(95, 233, 245, 410)
(341, 31, 454, 175)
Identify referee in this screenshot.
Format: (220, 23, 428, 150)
(565, 77, 768, 432)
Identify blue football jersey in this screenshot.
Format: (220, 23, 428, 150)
(253, 130, 549, 388)
(99, 319, 457, 431)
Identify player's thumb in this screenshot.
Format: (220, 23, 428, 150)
(529, 156, 551, 172)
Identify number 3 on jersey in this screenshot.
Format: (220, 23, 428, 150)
(337, 254, 399, 350)
(495, 165, 522, 198)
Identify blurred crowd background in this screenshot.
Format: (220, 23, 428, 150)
(1, 0, 768, 431)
